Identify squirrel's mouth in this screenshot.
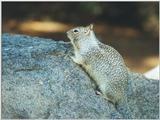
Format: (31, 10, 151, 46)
(66, 32, 72, 41)
(66, 33, 70, 40)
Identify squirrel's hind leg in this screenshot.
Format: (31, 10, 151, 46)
(104, 93, 116, 105)
(95, 86, 116, 105)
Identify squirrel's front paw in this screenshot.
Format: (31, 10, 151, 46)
(69, 55, 82, 65)
(69, 56, 77, 63)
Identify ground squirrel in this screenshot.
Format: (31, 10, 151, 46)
(66, 24, 129, 106)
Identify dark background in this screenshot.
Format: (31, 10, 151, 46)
(2, 2, 159, 73)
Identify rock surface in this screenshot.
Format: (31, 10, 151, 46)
(2, 33, 159, 119)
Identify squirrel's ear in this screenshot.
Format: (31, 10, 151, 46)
(86, 24, 93, 31)
(88, 24, 94, 30)
(85, 24, 94, 35)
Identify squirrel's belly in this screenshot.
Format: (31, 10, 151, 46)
(82, 58, 128, 103)
(83, 62, 109, 82)
(84, 64, 125, 101)
(83, 61, 128, 85)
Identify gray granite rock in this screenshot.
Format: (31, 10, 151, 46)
(2, 33, 159, 119)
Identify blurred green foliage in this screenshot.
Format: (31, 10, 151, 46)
(2, 2, 159, 72)
(2, 2, 159, 35)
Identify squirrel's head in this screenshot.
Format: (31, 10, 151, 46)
(67, 24, 94, 44)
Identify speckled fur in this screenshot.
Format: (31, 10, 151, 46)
(67, 24, 129, 105)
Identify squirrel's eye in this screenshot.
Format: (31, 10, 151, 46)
(73, 29, 79, 33)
